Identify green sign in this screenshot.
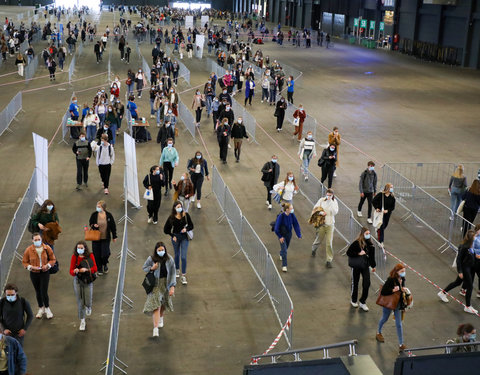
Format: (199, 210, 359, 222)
(369, 20, 375, 30)
(360, 19, 367, 28)
(354, 18, 359, 26)
(379, 22, 385, 31)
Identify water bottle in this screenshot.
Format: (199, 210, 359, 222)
(84, 225, 88, 232)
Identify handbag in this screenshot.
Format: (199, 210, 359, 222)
(142, 271, 156, 294)
(272, 189, 283, 204)
(47, 248, 59, 275)
(293, 117, 300, 126)
(456, 200, 465, 215)
(126, 77, 132, 85)
(376, 290, 401, 310)
(77, 257, 97, 284)
(348, 255, 368, 269)
(184, 216, 193, 240)
(373, 194, 384, 230)
(85, 228, 101, 241)
(143, 174, 154, 200)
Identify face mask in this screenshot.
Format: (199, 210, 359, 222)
(96, 207, 102, 213)
(290, 208, 294, 213)
(307, 135, 312, 140)
(281, 99, 284, 102)
(369, 166, 374, 171)
(176, 207, 183, 213)
(272, 159, 277, 163)
(115, 78, 119, 82)
(364, 234, 371, 240)
(470, 334, 477, 342)
(77, 248, 85, 255)
(89, 111, 93, 115)
(101, 90, 105, 93)
(33, 240, 42, 247)
(223, 91, 227, 94)
(157, 250, 165, 257)
(329, 147, 335, 152)
(168, 110, 172, 114)
(390, 188, 394, 193)
(47, 205, 54, 211)
(196, 155, 201, 159)
(167, 143, 173, 148)
(288, 176, 294, 181)
(104, 126, 109, 130)
(155, 170, 160, 175)
(399, 272, 406, 278)
(80, 136, 86, 141)
(226, 107, 231, 111)
(108, 108, 112, 112)
(6, 295, 16, 303)
(170, 89, 174, 92)
(101, 101, 105, 104)
(326, 195, 332, 200)
(73, 100, 77, 103)
(180, 176, 185, 181)
(139, 70, 142, 73)
(196, 92, 200, 95)
(116, 100, 120, 104)
(238, 120, 242, 124)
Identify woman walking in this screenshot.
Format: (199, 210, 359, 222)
(328, 127, 341, 177)
(231, 117, 249, 162)
(376, 263, 410, 352)
(135, 68, 147, 98)
(163, 201, 194, 285)
(318, 144, 337, 189)
(96, 134, 115, 195)
(274, 96, 287, 131)
(126, 69, 135, 97)
(143, 165, 165, 224)
(292, 104, 306, 141)
(22, 233, 56, 319)
(244, 76, 255, 106)
(143, 242, 176, 337)
(70, 241, 97, 331)
(192, 90, 206, 127)
(261, 156, 280, 210)
(15, 52, 26, 77)
(274, 202, 302, 272)
(159, 138, 179, 196)
(30, 199, 60, 249)
(286, 75, 294, 104)
(461, 180, 480, 236)
(298, 131, 317, 181)
(88, 200, 117, 276)
(437, 230, 478, 314)
(172, 173, 195, 213)
(449, 164, 467, 218)
(372, 184, 396, 246)
(47, 56, 57, 81)
(273, 172, 299, 204)
(187, 151, 209, 209)
(347, 227, 376, 311)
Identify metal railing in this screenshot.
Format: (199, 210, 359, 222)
(68, 54, 76, 83)
(0, 92, 23, 138)
(178, 99, 197, 143)
(0, 170, 37, 293)
(58, 93, 76, 145)
(25, 55, 39, 82)
(211, 166, 294, 351)
(405, 341, 480, 356)
(251, 340, 358, 364)
(178, 60, 191, 85)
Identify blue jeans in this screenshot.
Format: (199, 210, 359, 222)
(98, 113, 106, 126)
(171, 235, 189, 274)
(150, 99, 155, 115)
(206, 96, 213, 114)
(302, 154, 312, 176)
(450, 187, 464, 215)
(109, 124, 117, 145)
(269, 88, 276, 104)
(279, 232, 292, 267)
(378, 306, 403, 345)
(262, 88, 269, 101)
(86, 125, 97, 143)
(127, 83, 135, 96)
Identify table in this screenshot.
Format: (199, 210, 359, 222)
(132, 121, 150, 142)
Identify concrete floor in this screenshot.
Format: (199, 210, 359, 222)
(1, 6, 480, 375)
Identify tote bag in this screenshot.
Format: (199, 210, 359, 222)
(143, 174, 154, 201)
(373, 194, 384, 230)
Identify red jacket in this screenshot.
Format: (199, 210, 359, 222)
(110, 87, 119, 98)
(69, 254, 98, 276)
(293, 109, 306, 124)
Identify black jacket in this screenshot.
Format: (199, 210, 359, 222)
(372, 192, 396, 212)
(143, 172, 165, 195)
(346, 239, 376, 269)
(156, 125, 175, 146)
(216, 124, 231, 143)
(456, 243, 476, 274)
(231, 123, 248, 139)
(381, 276, 405, 296)
(261, 161, 280, 187)
(89, 211, 117, 241)
(319, 148, 337, 168)
(217, 109, 234, 125)
(96, 128, 113, 144)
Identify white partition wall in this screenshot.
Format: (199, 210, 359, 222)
(32, 133, 48, 205)
(123, 133, 141, 208)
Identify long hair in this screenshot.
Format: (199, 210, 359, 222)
(151, 241, 168, 263)
(355, 227, 370, 250)
(383, 183, 394, 195)
(469, 180, 480, 195)
(39, 199, 56, 215)
(462, 230, 476, 248)
(457, 323, 475, 336)
(73, 241, 91, 257)
(192, 151, 203, 165)
(169, 200, 185, 220)
(150, 165, 159, 175)
(283, 172, 298, 190)
(389, 263, 405, 279)
(453, 164, 464, 179)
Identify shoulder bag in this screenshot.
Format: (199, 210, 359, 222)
(293, 117, 300, 126)
(47, 247, 59, 274)
(373, 193, 384, 230)
(376, 290, 401, 310)
(85, 227, 101, 241)
(142, 271, 156, 294)
(143, 174, 154, 201)
(456, 200, 465, 215)
(184, 215, 193, 240)
(77, 256, 97, 284)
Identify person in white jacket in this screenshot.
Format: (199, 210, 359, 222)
(96, 134, 115, 195)
(311, 188, 339, 268)
(273, 172, 299, 204)
(298, 131, 317, 181)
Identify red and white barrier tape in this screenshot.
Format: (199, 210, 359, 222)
(250, 310, 293, 365)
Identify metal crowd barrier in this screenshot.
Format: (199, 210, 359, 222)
(141, 56, 150, 84)
(68, 54, 76, 83)
(178, 99, 197, 143)
(178, 60, 191, 85)
(58, 93, 76, 145)
(0, 170, 37, 292)
(211, 166, 294, 350)
(0, 92, 23, 138)
(25, 55, 39, 82)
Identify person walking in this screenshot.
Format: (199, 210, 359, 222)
(376, 263, 411, 353)
(126, 69, 135, 97)
(192, 90, 205, 127)
(0, 325, 27, 375)
(298, 131, 317, 181)
(357, 161, 377, 224)
(261, 156, 280, 210)
(274, 202, 302, 272)
(372, 184, 396, 246)
(143, 165, 165, 225)
(135, 68, 147, 98)
(187, 151, 209, 209)
(83, 108, 100, 143)
(163, 201, 194, 285)
(47, 55, 57, 81)
(286, 75, 294, 104)
(72, 131, 92, 191)
(437, 230, 478, 314)
(261, 74, 269, 103)
(318, 144, 337, 189)
(96, 134, 115, 195)
(328, 127, 341, 177)
(159, 138, 179, 196)
(311, 189, 339, 268)
(143, 242, 176, 337)
(22, 233, 56, 320)
(273, 172, 299, 204)
(347, 227, 376, 311)
(14, 52, 26, 77)
(172, 173, 195, 213)
(274, 96, 287, 131)
(0, 284, 33, 347)
(216, 117, 231, 164)
(244, 76, 255, 106)
(88, 201, 117, 276)
(231, 117, 249, 162)
(70, 241, 97, 331)
(292, 104, 306, 141)
(29, 200, 60, 250)
(461, 180, 480, 236)
(105, 105, 118, 145)
(449, 164, 468, 218)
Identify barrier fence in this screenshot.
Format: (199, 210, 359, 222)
(68, 54, 76, 83)
(0, 170, 37, 293)
(178, 60, 191, 85)
(0, 92, 23, 138)
(58, 93, 76, 145)
(141, 56, 150, 84)
(211, 166, 294, 351)
(25, 55, 39, 82)
(178, 99, 197, 143)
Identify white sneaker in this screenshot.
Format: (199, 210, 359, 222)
(228, 144, 231, 149)
(333, 172, 337, 177)
(279, 255, 282, 261)
(357, 211, 363, 217)
(350, 301, 358, 308)
(367, 218, 373, 224)
(197, 202, 201, 209)
(176, 270, 180, 278)
(359, 303, 369, 311)
(268, 204, 272, 210)
(464, 306, 478, 314)
(181, 275, 188, 285)
(148, 217, 152, 224)
(266, 200, 269, 206)
(282, 266, 287, 272)
(304, 175, 308, 181)
(79, 319, 86, 331)
(159, 316, 164, 328)
(45, 307, 53, 319)
(36, 307, 45, 319)
(153, 327, 159, 337)
(437, 291, 449, 303)
(477, 292, 480, 298)
(85, 307, 92, 316)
